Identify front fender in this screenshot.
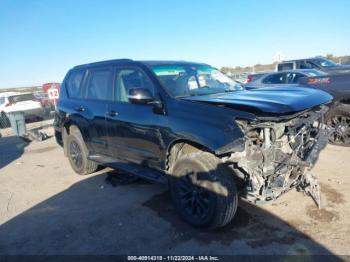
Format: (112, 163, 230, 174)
(165, 98, 249, 155)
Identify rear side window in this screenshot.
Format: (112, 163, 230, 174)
(298, 61, 315, 69)
(278, 63, 293, 71)
(86, 69, 112, 100)
(0, 97, 4, 104)
(66, 70, 85, 98)
(262, 73, 286, 84)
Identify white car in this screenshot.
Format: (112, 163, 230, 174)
(0, 92, 43, 127)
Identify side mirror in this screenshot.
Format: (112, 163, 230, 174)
(128, 88, 154, 104)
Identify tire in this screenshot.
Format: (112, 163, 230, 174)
(325, 104, 350, 147)
(169, 151, 238, 229)
(66, 128, 98, 175)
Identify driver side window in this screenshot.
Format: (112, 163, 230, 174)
(262, 73, 286, 84)
(114, 68, 155, 103)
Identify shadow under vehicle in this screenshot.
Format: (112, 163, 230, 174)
(0, 136, 29, 169)
(0, 170, 343, 259)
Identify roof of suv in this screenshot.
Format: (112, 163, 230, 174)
(141, 60, 207, 66)
(72, 59, 208, 70)
(281, 58, 320, 63)
(73, 59, 134, 69)
(274, 69, 326, 75)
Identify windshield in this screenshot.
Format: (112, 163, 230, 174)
(306, 69, 328, 77)
(151, 64, 243, 97)
(9, 94, 36, 103)
(313, 58, 338, 68)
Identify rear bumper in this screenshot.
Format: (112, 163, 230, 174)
(5, 108, 43, 118)
(23, 108, 43, 118)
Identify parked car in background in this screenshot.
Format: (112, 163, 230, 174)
(246, 70, 350, 146)
(0, 93, 43, 127)
(42, 82, 60, 93)
(276, 58, 350, 74)
(55, 59, 332, 228)
(0, 92, 17, 128)
(299, 73, 350, 146)
(246, 72, 267, 83)
(34, 92, 55, 116)
(34, 92, 50, 107)
(246, 69, 327, 87)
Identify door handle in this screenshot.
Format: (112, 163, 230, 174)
(75, 106, 85, 112)
(108, 110, 118, 117)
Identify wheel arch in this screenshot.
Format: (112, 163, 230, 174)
(62, 120, 84, 156)
(165, 139, 215, 172)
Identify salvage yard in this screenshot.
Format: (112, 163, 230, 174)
(0, 128, 349, 256)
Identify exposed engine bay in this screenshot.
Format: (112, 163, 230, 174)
(224, 106, 330, 208)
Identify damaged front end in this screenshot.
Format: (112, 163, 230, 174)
(223, 106, 330, 208)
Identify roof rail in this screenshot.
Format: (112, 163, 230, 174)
(73, 58, 134, 69)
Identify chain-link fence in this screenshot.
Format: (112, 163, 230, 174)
(0, 113, 53, 137)
(0, 112, 11, 129)
(0, 108, 54, 138)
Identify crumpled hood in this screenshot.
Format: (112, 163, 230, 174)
(183, 86, 332, 114)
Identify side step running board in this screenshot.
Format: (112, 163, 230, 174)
(88, 154, 167, 184)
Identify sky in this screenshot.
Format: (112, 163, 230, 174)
(0, 0, 349, 88)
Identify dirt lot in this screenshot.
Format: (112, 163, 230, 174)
(0, 128, 349, 256)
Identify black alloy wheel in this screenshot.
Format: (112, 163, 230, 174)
(69, 140, 83, 169)
(178, 170, 212, 220)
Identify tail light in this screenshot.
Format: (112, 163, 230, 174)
(308, 77, 330, 85)
(5, 102, 12, 107)
(247, 75, 253, 83)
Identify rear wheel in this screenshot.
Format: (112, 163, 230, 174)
(66, 128, 98, 175)
(326, 104, 350, 147)
(169, 150, 238, 228)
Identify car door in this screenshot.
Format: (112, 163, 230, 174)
(105, 65, 166, 170)
(79, 66, 113, 155)
(63, 69, 96, 153)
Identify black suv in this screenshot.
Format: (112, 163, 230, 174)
(54, 59, 332, 228)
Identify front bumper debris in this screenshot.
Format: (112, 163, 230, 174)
(227, 106, 331, 207)
(300, 173, 321, 209)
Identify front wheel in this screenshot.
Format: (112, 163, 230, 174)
(66, 130, 98, 175)
(169, 151, 238, 229)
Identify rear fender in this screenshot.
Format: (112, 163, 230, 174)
(60, 113, 92, 154)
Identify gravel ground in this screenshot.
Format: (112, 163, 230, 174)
(0, 128, 349, 257)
